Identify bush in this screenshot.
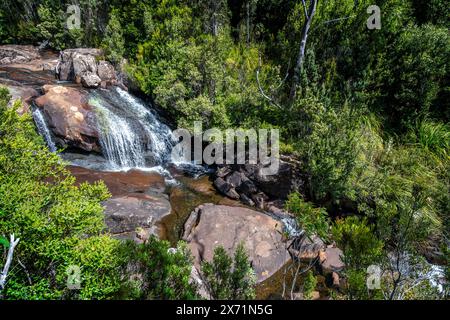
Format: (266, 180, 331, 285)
(202, 243, 256, 300)
(117, 237, 198, 300)
(286, 192, 329, 239)
(0, 87, 121, 299)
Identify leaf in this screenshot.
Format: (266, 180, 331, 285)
(0, 236, 10, 248)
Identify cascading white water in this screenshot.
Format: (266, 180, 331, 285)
(32, 107, 57, 152)
(115, 87, 175, 164)
(90, 97, 146, 169)
(89, 87, 176, 170)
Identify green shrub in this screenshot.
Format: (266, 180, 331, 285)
(202, 243, 256, 300)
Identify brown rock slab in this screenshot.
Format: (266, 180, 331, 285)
(34, 85, 100, 152)
(321, 247, 345, 275)
(69, 166, 165, 197)
(103, 193, 171, 237)
(183, 204, 290, 283)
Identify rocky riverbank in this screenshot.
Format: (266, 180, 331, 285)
(1, 44, 347, 300)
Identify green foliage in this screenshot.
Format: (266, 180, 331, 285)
(0, 87, 121, 299)
(202, 243, 256, 300)
(408, 120, 449, 162)
(0, 0, 448, 300)
(102, 10, 125, 65)
(289, 95, 360, 204)
(367, 24, 449, 127)
(331, 217, 384, 300)
(0, 235, 9, 248)
(117, 237, 198, 300)
(286, 192, 329, 239)
(332, 217, 384, 269)
(302, 270, 317, 300)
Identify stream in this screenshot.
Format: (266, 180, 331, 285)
(0, 56, 296, 299)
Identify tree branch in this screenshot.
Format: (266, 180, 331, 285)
(0, 234, 20, 291)
(256, 55, 283, 109)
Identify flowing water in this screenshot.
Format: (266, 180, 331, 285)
(88, 87, 176, 170)
(31, 106, 57, 152)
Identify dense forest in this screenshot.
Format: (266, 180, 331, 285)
(0, 0, 448, 300)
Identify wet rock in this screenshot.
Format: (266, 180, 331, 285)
(212, 156, 304, 209)
(68, 166, 166, 197)
(69, 166, 170, 241)
(81, 71, 101, 88)
(103, 193, 171, 239)
(246, 161, 295, 199)
(226, 171, 244, 188)
(34, 85, 100, 152)
(0, 45, 40, 64)
(216, 166, 232, 178)
(240, 194, 255, 207)
(289, 235, 325, 263)
(182, 204, 290, 283)
(320, 247, 345, 275)
(251, 192, 267, 209)
(97, 60, 116, 81)
(213, 177, 240, 199)
(331, 272, 340, 288)
(237, 179, 258, 195)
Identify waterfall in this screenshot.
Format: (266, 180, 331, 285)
(90, 98, 146, 169)
(32, 107, 57, 152)
(89, 87, 175, 170)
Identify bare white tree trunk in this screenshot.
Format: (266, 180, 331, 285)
(0, 234, 20, 292)
(289, 0, 317, 101)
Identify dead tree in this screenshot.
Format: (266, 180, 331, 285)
(0, 234, 20, 294)
(289, 0, 317, 102)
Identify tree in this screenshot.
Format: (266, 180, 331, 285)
(102, 10, 125, 65)
(117, 237, 198, 300)
(331, 216, 384, 300)
(0, 234, 19, 297)
(289, 0, 317, 101)
(202, 243, 256, 300)
(284, 192, 329, 299)
(0, 87, 121, 299)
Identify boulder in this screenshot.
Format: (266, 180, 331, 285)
(212, 156, 304, 209)
(81, 72, 101, 88)
(69, 166, 170, 241)
(34, 85, 100, 152)
(97, 60, 116, 81)
(244, 160, 296, 199)
(331, 272, 340, 288)
(213, 177, 240, 199)
(226, 171, 244, 188)
(0, 45, 40, 64)
(182, 204, 290, 283)
(320, 247, 345, 275)
(72, 53, 97, 77)
(289, 235, 325, 263)
(103, 192, 171, 239)
(4, 85, 39, 114)
(190, 266, 211, 300)
(56, 48, 103, 83)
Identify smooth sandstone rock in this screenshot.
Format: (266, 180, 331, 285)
(34, 85, 100, 152)
(183, 204, 290, 283)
